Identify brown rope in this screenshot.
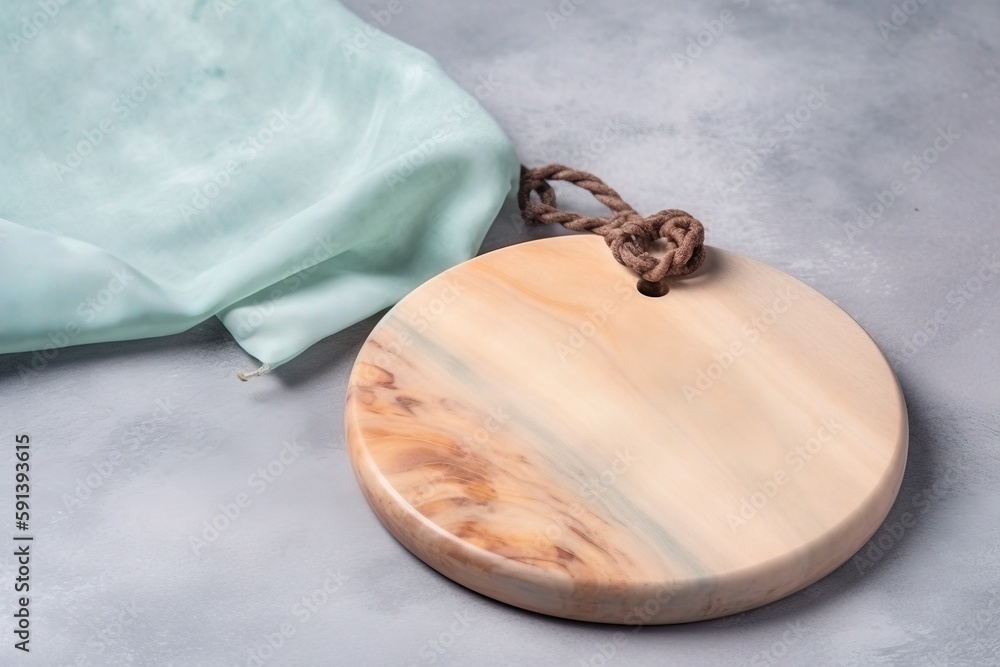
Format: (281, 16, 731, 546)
(517, 164, 705, 293)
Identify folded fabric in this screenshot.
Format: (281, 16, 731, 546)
(0, 0, 518, 373)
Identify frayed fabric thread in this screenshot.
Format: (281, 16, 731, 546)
(237, 363, 271, 381)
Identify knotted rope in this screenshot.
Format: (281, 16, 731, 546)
(517, 164, 705, 295)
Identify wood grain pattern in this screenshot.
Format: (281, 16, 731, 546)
(345, 236, 908, 624)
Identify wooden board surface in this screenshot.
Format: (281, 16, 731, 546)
(345, 236, 908, 624)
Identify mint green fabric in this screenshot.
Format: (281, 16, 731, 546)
(0, 1, 518, 369)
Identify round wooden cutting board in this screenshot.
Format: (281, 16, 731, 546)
(344, 235, 908, 624)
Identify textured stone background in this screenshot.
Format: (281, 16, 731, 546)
(2, 0, 999, 664)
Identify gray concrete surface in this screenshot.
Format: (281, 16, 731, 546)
(2, 0, 999, 664)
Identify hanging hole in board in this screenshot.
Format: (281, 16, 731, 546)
(637, 278, 670, 298)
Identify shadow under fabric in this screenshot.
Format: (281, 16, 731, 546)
(0, 0, 518, 372)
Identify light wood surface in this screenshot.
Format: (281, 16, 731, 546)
(345, 236, 908, 624)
